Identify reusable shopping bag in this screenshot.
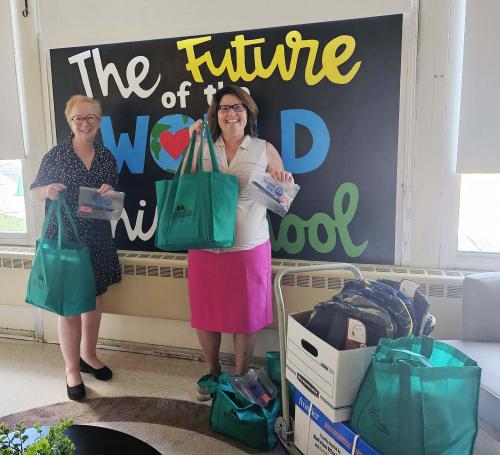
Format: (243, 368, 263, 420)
(351, 336, 481, 455)
(155, 121, 238, 251)
(266, 351, 295, 417)
(26, 193, 96, 316)
(207, 373, 281, 450)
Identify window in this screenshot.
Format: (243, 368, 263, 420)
(0, 160, 26, 233)
(458, 174, 500, 254)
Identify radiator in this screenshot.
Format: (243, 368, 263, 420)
(0, 246, 467, 344)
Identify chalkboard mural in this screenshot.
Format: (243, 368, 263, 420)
(50, 15, 402, 263)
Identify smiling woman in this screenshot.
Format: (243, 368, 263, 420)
(29, 94, 121, 401)
(184, 85, 294, 400)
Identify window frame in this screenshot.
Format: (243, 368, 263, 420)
(0, 159, 35, 246)
(439, 174, 500, 271)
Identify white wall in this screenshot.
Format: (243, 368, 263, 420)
(37, 0, 413, 48)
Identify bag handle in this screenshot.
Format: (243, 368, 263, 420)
(384, 348, 433, 368)
(179, 130, 199, 176)
(40, 198, 57, 243)
(40, 194, 68, 248)
(379, 335, 434, 359)
(59, 192, 81, 242)
(183, 121, 221, 175)
(201, 121, 220, 173)
(398, 362, 414, 448)
(40, 192, 81, 248)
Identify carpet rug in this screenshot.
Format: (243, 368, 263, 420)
(0, 396, 285, 454)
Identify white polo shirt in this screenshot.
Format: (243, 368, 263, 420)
(199, 135, 270, 252)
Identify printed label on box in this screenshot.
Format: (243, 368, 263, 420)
(294, 389, 379, 455)
(309, 405, 353, 454)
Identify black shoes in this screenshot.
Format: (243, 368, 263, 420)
(67, 381, 86, 400)
(66, 358, 111, 400)
(80, 358, 113, 381)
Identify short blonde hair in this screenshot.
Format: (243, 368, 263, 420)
(65, 95, 102, 125)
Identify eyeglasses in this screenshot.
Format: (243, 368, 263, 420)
(71, 114, 99, 125)
(217, 103, 245, 113)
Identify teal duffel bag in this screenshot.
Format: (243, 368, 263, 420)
(25, 193, 96, 316)
(209, 373, 281, 451)
(351, 336, 481, 455)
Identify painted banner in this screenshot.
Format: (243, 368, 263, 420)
(49, 15, 402, 263)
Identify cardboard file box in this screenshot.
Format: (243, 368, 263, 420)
(286, 311, 375, 422)
(294, 388, 379, 455)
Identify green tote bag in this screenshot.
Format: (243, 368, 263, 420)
(155, 121, 238, 251)
(209, 373, 281, 451)
(351, 336, 481, 455)
(26, 193, 96, 316)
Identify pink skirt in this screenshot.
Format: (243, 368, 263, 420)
(188, 240, 272, 334)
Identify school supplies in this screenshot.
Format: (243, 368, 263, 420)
(77, 187, 124, 220)
(243, 171, 300, 217)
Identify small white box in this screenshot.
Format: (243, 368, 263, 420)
(286, 311, 375, 422)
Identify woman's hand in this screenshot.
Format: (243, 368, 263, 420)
(270, 169, 294, 183)
(98, 184, 113, 196)
(266, 142, 294, 183)
(45, 183, 66, 200)
(188, 119, 203, 138)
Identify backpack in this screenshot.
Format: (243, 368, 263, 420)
(305, 279, 435, 350)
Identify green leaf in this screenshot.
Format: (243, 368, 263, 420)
(151, 123, 171, 139)
(151, 140, 161, 160)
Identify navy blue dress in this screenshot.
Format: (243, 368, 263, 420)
(31, 136, 121, 296)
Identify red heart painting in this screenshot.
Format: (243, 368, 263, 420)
(159, 129, 190, 160)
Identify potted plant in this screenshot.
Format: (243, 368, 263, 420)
(0, 419, 74, 454)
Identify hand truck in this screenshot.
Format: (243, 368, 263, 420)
(273, 263, 364, 454)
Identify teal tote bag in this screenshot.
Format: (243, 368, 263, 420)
(351, 336, 481, 455)
(26, 193, 96, 316)
(155, 121, 238, 251)
(209, 373, 281, 451)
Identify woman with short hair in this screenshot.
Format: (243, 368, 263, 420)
(31, 95, 121, 400)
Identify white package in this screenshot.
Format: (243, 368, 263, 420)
(243, 171, 300, 217)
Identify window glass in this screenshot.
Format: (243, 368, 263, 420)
(458, 174, 500, 253)
(0, 160, 26, 233)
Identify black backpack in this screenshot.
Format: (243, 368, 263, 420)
(305, 279, 436, 350)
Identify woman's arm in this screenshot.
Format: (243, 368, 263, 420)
(266, 142, 294, 183)
(30, 151, 66, 202)
(30, 183, 66, 202)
